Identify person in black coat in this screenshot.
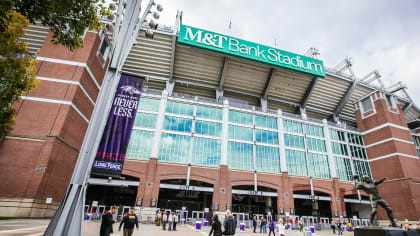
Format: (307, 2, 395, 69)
(100, 206, 118, 236)
(209, 215, 222, 236)
(223, 210, 236, 236)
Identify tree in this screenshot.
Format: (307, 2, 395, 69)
(0, 0, 110, 140)
(0, 10, 37, 140)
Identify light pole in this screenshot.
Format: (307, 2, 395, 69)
(44, 0, 163, 235)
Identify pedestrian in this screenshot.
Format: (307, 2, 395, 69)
(259, 217, 263, 233)
(223, 210, 236, 236)
(299, 218, 304, 233)
(337, 221, 343, 235)
(168, 211, 173, 231)
(268, 218, 276, 236)
(100, 206, 118, 236)
(331, 221, 336, 234)
(252, 215, 257, 233)
(118, 208, 139, 236)
(162, 212, 167, 230)
(262, 217, 267, 233)
(172, 212, 178, 231)
(209, 215, 222, 236)
(277, 219, 286, 236)
(156, 211, 161, 226)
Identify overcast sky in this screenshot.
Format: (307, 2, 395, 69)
(145, 0, 420, 104)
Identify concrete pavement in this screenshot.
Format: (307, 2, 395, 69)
(0, 219, 355, 236)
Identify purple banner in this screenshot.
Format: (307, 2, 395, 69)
(92, 73, 144, 176)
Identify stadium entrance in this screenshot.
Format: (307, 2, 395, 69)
(293, 190, 332, 218)
(157, 179, 213, 214)
(231, 185, 278, 215)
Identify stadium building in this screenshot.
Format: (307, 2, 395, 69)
(1, 11, 420, 225)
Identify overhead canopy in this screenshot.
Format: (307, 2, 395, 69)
(23, 23, 420, 127)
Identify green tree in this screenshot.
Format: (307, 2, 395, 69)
(0, 10, 37, 140)
(0, 0, 110, 140)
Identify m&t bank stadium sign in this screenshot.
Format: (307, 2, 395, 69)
(178, 25, 325, 78)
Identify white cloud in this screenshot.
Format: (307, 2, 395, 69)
(148, 0, 420, 104)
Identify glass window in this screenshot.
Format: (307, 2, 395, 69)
(163, 116, 192, 133)
(304, 124, 324, 137)
(256, 129, 279, 145)
(308, 153, 330, 178)
(329, 129, 346, 142)
(284, 134, 305, 149)
(350, 145, 367, 159)
(158, 133, 190, 163)
(229, 110, 253, 125)
(413, 136, 420, 157)
(256, 145, 280, 173)
(332, 142, 348, 156)
(166, 101, 194, 116)
(348, 133, 364, 145)
(138, 97, 160, 112)
(126, 130, 154, 159)
(134, 113, 157, 128)
(196, 105, 223, 120)
(255, 115, 277, 129)
(361, 97, 373, 113)
(307, 137, 326, 152)
(354, 160, 372, 178)
(286, 149, 308, 176)
(195, 120, 222, 137)
(229, 125, 253, 141)
(228, 141, 254, 170)
(283, 120, 303, 134)
(192, 137, 221, 166)
(334, 157, 353, 181)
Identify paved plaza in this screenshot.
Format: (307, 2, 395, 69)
(0, 219, 356, 236)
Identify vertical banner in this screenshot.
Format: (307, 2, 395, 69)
(92, 73, 144, 176)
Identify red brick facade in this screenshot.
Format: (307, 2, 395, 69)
(0, 31, 108, 217)
(354, 91, 420, 220)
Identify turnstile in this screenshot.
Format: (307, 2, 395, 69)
(320, 217, 330, 229)
(191, 211, 204, 224)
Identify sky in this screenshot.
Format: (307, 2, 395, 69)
(141, 0, 420, 104)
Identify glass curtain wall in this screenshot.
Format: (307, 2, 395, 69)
(126, 94, 373, 182)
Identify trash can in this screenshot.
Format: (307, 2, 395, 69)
(204, 220, 208, 227)
(310, 226, 315, 234)
(240, 223, 246, 232)
(86, 213, 92, 221)
(181, 219, 186, 226)
(195, 221, 202, 231)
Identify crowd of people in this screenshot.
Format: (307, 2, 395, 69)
(98, 206, 420, 236)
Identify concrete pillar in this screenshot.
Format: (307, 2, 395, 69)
(277, 109, 287, 173)
(150, 90, 168, 159)
(323, 119, 337, 178)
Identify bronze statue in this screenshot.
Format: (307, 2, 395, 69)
(354, 175, 397, 227)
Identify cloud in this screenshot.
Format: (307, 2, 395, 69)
(153, 0, 420, 104)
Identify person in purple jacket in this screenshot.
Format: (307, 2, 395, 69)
(268, 218, 276, 236)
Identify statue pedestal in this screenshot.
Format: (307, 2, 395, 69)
(355, 226, 408, 236)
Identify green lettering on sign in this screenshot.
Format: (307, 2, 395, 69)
(178, 25, 325, 78)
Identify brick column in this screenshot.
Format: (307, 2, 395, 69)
(354, 91, 420, 220)
(141, 158, 159, 208)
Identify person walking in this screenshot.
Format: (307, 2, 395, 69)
(252, 215, 257, 233)
(259, 217, 263, 233)
(223, 210, 236, 236)
(100, 206, 118, 236)
(331, 221, 336, 234)
(172, 212, 178, 231)
(268, 218, 276, 236)
(118, 208, 139, 236)
(262, 217, 267, 233)
(156, 211, 161, 226)
(168, 211, 173, 231)
(162, 212, 168, 230)
(277, 219, 286, 236)
(337, 221, 343, 235)
(299, 218, 304, 233)
(209, 215, 222, 236)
